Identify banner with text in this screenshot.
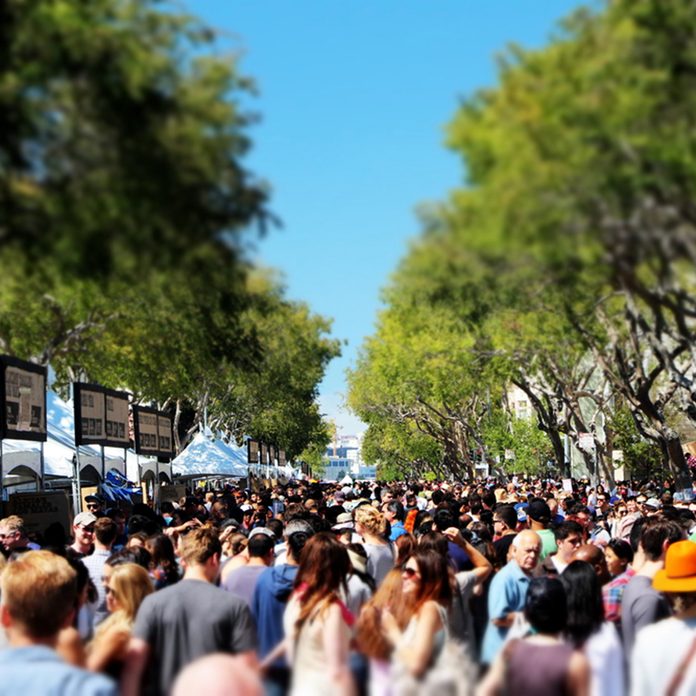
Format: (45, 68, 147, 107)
(133, 406, 174, 459)
(74, 383, 130, 448)
(0, 356, 47, 442)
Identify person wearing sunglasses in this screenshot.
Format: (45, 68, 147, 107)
(87, 563, 154, 679)
(0, 515, 39, 555)
(382, 548, 453, 679)
(85, 494, 106, 518)
(67, 512, 97, 561)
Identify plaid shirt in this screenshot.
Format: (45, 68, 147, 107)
(602, 567, 636, 623)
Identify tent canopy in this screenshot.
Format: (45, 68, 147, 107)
(2, 391, 125, 486)
(172, 430, 248, 478)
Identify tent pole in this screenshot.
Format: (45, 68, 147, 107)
(74, 450, 83, 515)
(101, 445, 105, 482)
(39, 441, 45, 492)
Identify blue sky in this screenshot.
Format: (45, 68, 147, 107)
(192, 0, 584, 434)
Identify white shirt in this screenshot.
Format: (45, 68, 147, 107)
(631, 617, 696, 696)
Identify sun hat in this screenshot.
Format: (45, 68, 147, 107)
(346, 548, 367, 575)
(332, 512, 354, 531)
(653, 540, 696, 593)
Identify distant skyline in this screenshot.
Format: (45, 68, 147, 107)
(193, 0, 584, 434)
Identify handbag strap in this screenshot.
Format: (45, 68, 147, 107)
(666, 635, 696, 696)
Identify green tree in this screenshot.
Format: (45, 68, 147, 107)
(0, 0, 340, 461)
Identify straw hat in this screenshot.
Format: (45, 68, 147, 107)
(653, 540, 696, 593)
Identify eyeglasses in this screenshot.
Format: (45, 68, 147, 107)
(402, 566, 420, 579)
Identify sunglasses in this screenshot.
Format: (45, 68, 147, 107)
(402, 567, 420, 579)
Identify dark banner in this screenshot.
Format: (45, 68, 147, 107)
(279, 449, 287, 466)
(0, 356, 47, 442)
(133, 406, 173, 459)
(74, 383, 130, 447)
(260, 442, 267, 466)
(247, 439, 259, 464)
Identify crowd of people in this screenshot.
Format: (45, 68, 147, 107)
(1, 476, 696, 695)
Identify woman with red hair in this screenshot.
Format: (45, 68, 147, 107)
(382, 547, 453, 678)
(283, 532, 355, 696)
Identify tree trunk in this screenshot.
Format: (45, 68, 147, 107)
(666, 435, 691, 489)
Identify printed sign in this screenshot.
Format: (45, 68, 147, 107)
(74, 383, 130, 447)
(0, 356, 47, 441)
(133, 406, 174, 458)
(247, 439, 259, 464)
(279, 449, 286, 466)
(104, 390, 130, 447)
(8, 491, 71, 536)
(157, 413, 174, 457)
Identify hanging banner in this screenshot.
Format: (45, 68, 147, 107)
(157, 412, 174, 458)
(74, 383, 130, 448)
(279, 449, 287, 466)
(0, 356, 47, 442)
(104, 389, 130, 447)
(132, 406, 173, 458)
(247, 439, 259, 464)
(260, 442, 268, 466)
(74, 383, 104, 445)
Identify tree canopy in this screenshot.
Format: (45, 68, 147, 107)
(349, 0, 696, 483)
(0, 0, 338, 458)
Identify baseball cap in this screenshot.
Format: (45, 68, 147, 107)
(527, 500, 551, 523)
(85, 494, 104, 504)
(644, 497, 662, 510)
(285, 519, 313, 538)
(249, 527, 275, 540)
(74, 512, 97, 528)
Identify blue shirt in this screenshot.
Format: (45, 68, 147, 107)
(389, 521, 407, 542)
(0, 645, 116, 696)
(481, 560, 532, 664)
(251, 564, 299, 667)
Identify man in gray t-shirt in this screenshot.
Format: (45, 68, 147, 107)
(621, 518, 683, 657)
(123, 528, 257, 696)
(222, 529, 275, 606)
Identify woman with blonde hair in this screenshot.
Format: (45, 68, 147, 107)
(354, 504, 394, 587)
(87, 562, 153, 678)
(282, 532, 355, 696)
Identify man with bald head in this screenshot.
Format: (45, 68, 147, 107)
(573, 544, 611, 585)
(481, 529, 542, 665)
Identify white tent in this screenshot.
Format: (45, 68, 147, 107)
(172, 430, 248, 479)
(2, 391, 126, 489)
